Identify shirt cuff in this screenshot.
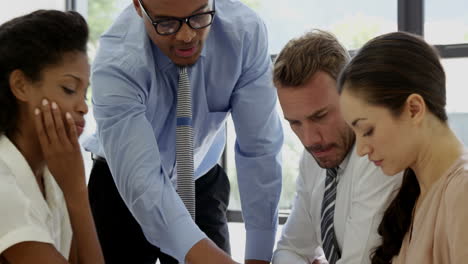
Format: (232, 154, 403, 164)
(159, 215, 207, 263)
(245, 228, 276, 261)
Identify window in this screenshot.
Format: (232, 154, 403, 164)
(247, 0, 397, 53)
(226, 105, 302, 211)
(424, 0, 468, 145)
(86, 0, 124, 60)
(444, 58, 468, 145)
(425, 0, 468, 44)
(70, 0, 468, 261)
(78, 0, 128, 177)
(444, 58, 468, 113)
(226, 0, 398, 213)
(74, 0, 468, 219)
(0, 0, 65, 23)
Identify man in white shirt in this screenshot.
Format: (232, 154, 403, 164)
(271, 30, 403, 264)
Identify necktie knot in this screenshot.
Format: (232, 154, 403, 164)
(177, 67, 192, 118)
(326, 167, 339, 182)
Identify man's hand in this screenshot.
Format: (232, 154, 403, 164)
(245, 260, 269, 264)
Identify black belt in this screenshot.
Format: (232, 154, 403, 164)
(91, 153, 107, 162)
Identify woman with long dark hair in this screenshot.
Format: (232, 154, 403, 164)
(338, 31, 468, 264)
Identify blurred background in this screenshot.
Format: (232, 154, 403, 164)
(2, 0, 467, 261)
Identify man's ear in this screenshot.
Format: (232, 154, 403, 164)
(405, 93, 426, 124)
(9, 69, 31, 102)
(133, 0, 143, 17)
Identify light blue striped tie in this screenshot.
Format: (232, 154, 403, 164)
(176, 67, 195, 220)
(321, 167, 341, 264)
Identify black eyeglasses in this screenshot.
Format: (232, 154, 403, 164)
(138, 0, 216, 36)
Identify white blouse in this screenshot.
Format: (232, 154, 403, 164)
(0, 135, 72, 259)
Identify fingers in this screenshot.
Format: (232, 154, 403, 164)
(33, 108, 50, 149)
(41, 99, 59, 145)
(51, 101, 72, 148)
(65, 112, 79, 148)
(35, 99, 79, 150)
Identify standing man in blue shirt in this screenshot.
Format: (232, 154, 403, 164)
(83, 0, 283, 263)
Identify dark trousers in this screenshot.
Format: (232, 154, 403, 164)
(88, 159, 231, 264)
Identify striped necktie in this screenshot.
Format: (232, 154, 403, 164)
(321, 167, 341, 264)
(176, 67, 195, 220)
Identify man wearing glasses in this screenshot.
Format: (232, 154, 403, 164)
(84, 0, 283, 264)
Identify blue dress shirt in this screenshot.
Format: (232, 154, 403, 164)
(84, 0, 283, 262)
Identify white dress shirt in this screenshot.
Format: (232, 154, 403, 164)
(0, 136, 72, 258)
(273, 145, 402, 264)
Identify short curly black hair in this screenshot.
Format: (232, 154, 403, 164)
(0, 10, 88, 135)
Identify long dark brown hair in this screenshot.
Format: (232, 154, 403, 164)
(338, 31, 447, 264)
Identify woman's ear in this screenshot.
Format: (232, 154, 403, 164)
(9, 69, 30, 102)
(405, 93, 426, 124)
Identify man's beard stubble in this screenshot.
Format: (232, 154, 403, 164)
(306, 126, 355, 169)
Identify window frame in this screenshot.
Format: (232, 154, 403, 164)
(69, 0, 468, 224)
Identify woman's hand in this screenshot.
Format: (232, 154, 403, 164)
(34, 99, 104, 264)
(34, 99, 86, 199)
